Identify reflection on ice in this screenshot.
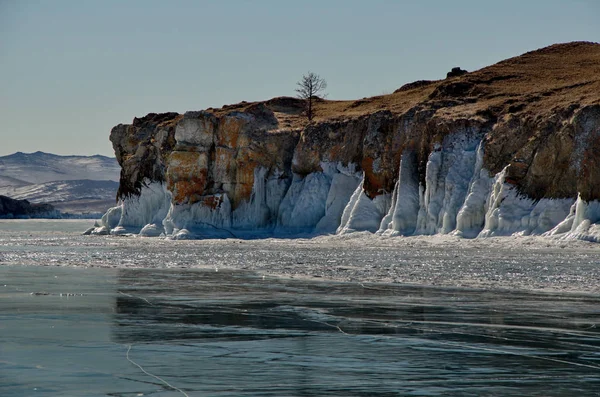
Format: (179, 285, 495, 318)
(107, 268, 600, 396)
(2, 265, 600, 396)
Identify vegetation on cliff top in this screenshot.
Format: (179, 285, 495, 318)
(201, 41, 600, 129)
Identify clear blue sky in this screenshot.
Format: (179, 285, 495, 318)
(1, 0, 598, 157)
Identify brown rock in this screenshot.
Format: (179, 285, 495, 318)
(446, 67, 468, 78)
(109, 41, 600, 224)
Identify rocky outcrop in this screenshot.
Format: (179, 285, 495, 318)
(0, 195, 57, 219)
(94, 42, 600, 241)
(446, 67, 468, 78)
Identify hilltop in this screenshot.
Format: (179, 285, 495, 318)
(204, 41, 600, 127)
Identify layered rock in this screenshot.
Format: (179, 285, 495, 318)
(94, 42, 600, 241)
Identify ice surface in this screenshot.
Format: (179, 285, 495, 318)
(163, 167, 289, 237)
(91, 205, 122, 235)
(376, 136, 582, 240)
(2, 258, 600, 397)
(7, 219, 600, 294)
(232, 167, 291, 229)
(90, 181, 169, 235)
(138, 223, 164, 237)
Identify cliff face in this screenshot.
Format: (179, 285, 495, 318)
(95, 42, 600, 241)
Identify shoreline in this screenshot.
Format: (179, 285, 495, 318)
(1, 221, 599, 295)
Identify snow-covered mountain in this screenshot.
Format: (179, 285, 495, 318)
(0, 179, 118, 202)
(0, 152, 120, 217)
(0, 151, 120, 184)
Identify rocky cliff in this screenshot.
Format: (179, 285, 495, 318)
(92, 42, 600, 241)
(0, 195, 57, 219)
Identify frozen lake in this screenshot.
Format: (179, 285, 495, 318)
(1, 220, 600, 396)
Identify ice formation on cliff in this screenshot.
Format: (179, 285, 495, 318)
(477, 169, 573, 238)
(161, 166, 296, 239)
(277, 172, 331, 231)
(316, 173, 362, 233)
(92, 130, 600, 242)
(338, 183, 390, 234)
(378, 150, 420, 236)
(91, 182, 170, 236)
(546, 196, 600, 242)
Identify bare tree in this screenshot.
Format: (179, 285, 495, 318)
(296, 71, 327, 121)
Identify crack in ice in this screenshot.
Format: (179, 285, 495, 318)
(118, 291, 153, 306)
(378, 321, 600, 371)
(126, 344, 189, 397)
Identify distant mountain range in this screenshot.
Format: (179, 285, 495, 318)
(0, 151, 120, 217)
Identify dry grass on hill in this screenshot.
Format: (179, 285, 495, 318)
(205, 41, 600, 129)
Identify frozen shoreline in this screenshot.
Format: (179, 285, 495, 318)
(2, 220, 600, 295)
(215, 233, 600, 294)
